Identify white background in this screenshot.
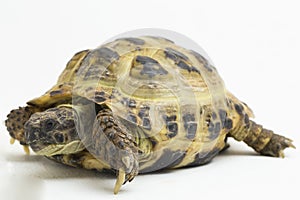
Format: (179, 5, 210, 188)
(0, 0, 299, 199)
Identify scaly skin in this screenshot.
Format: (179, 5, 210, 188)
(225, 93, 295, 157)
(90, 108, 139, 194)
(5, 106, 40, 146)
(230, 120, 295, 158)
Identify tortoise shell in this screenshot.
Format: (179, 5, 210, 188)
(28, 36, 245, 172)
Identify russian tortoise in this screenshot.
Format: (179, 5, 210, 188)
(5, 36, 295, 194)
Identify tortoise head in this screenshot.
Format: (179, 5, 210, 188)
(24, 107, 85, 156)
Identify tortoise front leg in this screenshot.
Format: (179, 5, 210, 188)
(5, 106, 41, 153)
(90, 108, 139, 194)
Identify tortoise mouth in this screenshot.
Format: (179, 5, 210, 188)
(35, 140, 85, 156)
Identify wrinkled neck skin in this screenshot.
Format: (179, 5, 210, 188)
(70, 103, 99, 150)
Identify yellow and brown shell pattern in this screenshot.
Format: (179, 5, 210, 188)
(26, 36, 254, 173)
(60, 36, 244, 173)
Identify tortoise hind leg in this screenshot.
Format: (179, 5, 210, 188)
(90, 108, 139, 194)
(229, 120, 295, 158)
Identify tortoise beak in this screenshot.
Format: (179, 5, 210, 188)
(35, 140, 85, 156)
(24, 119, 48, 153)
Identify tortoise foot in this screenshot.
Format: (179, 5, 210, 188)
(92, 108, 139, 194)
(260, 134, 295, 158)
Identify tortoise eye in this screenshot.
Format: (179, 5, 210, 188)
(44, 119, 56, 131)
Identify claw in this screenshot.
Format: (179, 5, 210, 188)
(23, 145, 30, 155)
(128, 175, 135, 182)
(280, 139, 296, 158)
(114, 168, 126, 195)
(10, 138, 15, 145)
(286, 139, 296, 149)
(278, 139, 295, 158)
(278, 150, 285, 158)
(279, 138, 296, 158)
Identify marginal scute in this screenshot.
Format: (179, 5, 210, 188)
(140, 149, 185, 173)
(188, 148, 220, 167)
(186, 122, 197, 140)
(166, 122, 178, 138)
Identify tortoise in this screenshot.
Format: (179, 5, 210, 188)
(5, 35, 295, 194)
